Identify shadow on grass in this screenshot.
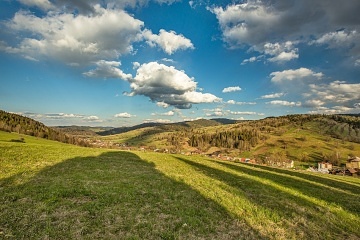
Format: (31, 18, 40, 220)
(240, 162, 360, 193)
(175, 157, 360, 239)
(215, 161, 360, 215)
(0, 151, 262, 239)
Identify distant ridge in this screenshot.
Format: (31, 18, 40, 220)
(97, 118, 236, 136)
(210, 118, 238, 124)
(98, 122, 164, 136)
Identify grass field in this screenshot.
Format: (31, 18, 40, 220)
(1, 131, 360, 239)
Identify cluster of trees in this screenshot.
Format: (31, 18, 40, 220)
(315, 115, 360, 143)
(0, 110, 90, 147)
(188, 128, 262, 151)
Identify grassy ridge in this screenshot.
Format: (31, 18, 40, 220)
(1, 131, 360, 239)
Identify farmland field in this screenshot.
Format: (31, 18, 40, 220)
(1, 131, 359, 239)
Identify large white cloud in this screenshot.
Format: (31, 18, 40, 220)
(128, 62, 221, 108)
(308, 81, 360, 104)
(210, 0, 360, 63)
(143, 29, 194, 55)
(267, 68, 360, 113)
(4, 6, 144, 65)
(311, 30, 360, 48)
(3, 3, 190, 65)
(211, 0, 360, 47)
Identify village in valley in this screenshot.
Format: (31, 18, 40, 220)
(83, 137, 360, 177)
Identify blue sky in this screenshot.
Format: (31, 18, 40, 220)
(1, 0, 359, 127)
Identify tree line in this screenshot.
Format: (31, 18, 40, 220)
(188, 128, 262, 151)
(0, 110, 90, 147)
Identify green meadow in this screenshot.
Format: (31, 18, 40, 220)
(1, 131, 359, 239)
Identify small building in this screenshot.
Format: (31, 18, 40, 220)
(346, 157, 360, 169)
(318, 162, 333, 171)
(345, 168, 358, 177)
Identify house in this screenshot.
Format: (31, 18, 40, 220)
(346, 157, 360, 169)
(318, 162, 332, 173)
(345, 168, 358, 177)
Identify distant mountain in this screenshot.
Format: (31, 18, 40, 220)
(97, 118, 236, 136)
(210, 118, 238, 125)
(98, 122, 164, 136)
(53, 126, 113, 136)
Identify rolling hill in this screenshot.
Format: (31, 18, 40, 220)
(1, 109, 360, 167)
(0, 131, 359, 239)
(99, 114, 360, 167)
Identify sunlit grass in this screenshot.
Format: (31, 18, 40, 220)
(1, 131, 359, 239)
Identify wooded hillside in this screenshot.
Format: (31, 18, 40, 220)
(0, 110, 89, 146)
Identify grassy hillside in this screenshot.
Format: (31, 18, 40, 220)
(100, 114, 360, 167)
(1, 131, 359, 239)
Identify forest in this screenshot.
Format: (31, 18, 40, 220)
(0, 110, 90, 147)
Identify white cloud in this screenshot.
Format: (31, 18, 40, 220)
(161, 58, 175, 63)
(4, 6, 144, 65)
(114, 112, 136, 118)
(206, 111, 225, 117)
(128, 62, 221, 109)
(45, 113, 84, 119)
(210, 1, 360, 47)
(84, 115, 103, 122)
(210, 1, 360, 64)
(133, 62, 141, 69)
(241, 55, 264, 65)
(83, 60, 132, 80)
(143, 118, 172, 124)
(308, 106, 356, 114)
(203, 108, 227, 117)
(311, 30, 360, 49)
(143, 29, 194, 55)
(304, 99, 325, 108)
(267, 100, 302, 107)
(210, 2, 279, 47)
(222, 86, 242, 93)
(260, 92, 285, 99)
(355, 59, 360, 67)
(156, 102, 170, 108)
(153, 110, 175, 116)
(226, 100, 256, 105)
(230, 111, 257, 115)
(264, 41, 299, 62)
(18, 0, 54, 10)
(308, 81, 360, 104)
(270, 68, 323, 83)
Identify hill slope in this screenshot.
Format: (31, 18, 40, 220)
(1, 131, 359, 239)
(0, 110, 89, 146)
(101, 114, 360, 166)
